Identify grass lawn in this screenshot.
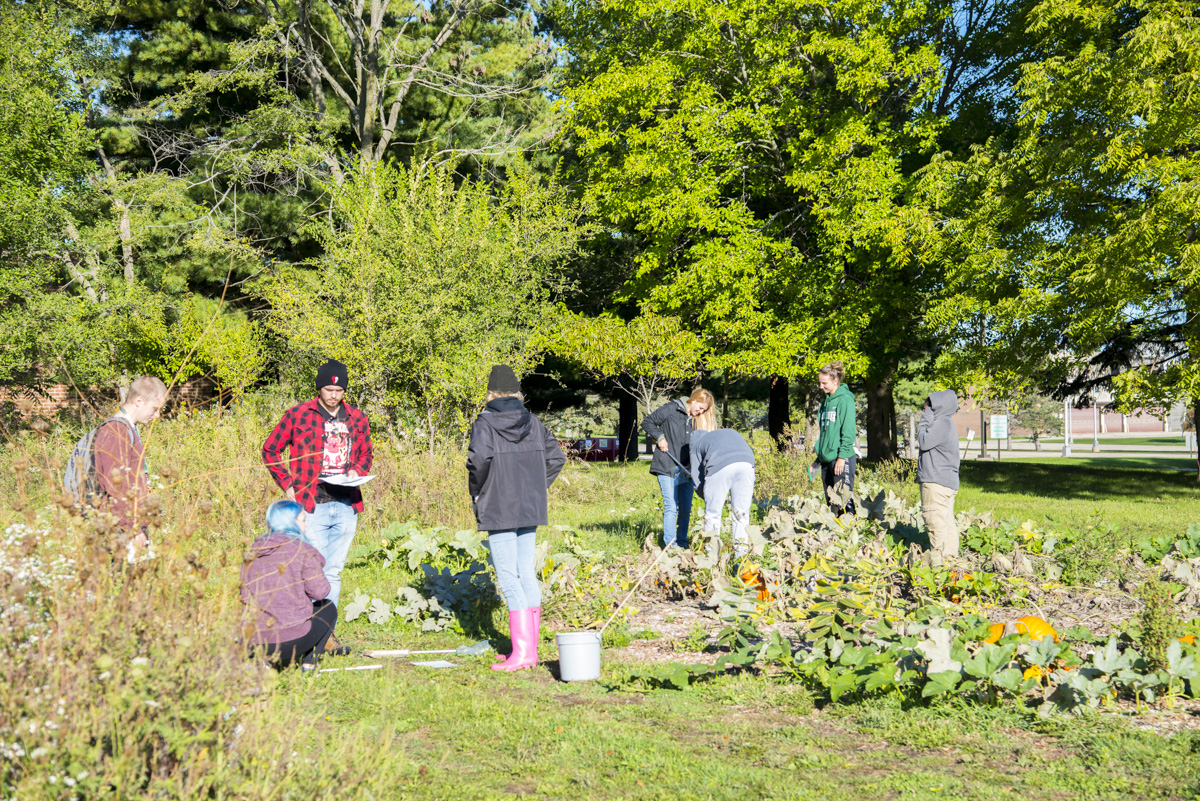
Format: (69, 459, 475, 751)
(279, 656, 1200, 801)
(956, 459, 1197, 538)
(1038, 436, 1190, 449)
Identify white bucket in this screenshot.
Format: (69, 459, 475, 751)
(555, 632, 601, 682)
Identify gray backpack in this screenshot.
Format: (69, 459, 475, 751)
(63, 417, 139, 505)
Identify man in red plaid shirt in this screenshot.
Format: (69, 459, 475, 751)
(262, 360, 373, 634)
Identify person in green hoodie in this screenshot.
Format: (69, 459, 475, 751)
(814, 362, 857, 515)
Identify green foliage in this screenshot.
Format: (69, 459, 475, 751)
(1136, 523, 1200, 564)
(539, 310, 707, 414)
(263, 160, 583, 443)
(930, 0, 1200, 410)
(1137, 579, 1182, 670)
(677, 622, 711, 653)
(362, 522, 487, 572)
(345, 560, 500, 634)
(554, 0, 948, 384)
(348, 522, 499, 632)
(0, 1, 91, 259)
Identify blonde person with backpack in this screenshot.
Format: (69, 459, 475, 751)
(65, 376, 168, 551)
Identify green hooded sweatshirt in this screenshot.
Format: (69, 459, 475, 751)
(816, 384, 856, 463)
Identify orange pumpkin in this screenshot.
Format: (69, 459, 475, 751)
(1015, 616, 1058, 642)
(942, 572, 975, 603)
(740, 564, 771, 602)
(1181, 634, 1196, 646)
(984, 623, 1006, 644)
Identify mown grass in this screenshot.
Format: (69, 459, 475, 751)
(270, 661, 1200, 800)
(1038, 436, 1190, 448)
(957, 459, 1198, 539)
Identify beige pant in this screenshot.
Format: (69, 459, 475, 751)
(921, 483, 958, 557)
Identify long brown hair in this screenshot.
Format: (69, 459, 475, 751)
(688, 387, 717, 431)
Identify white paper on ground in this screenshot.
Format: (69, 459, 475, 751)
(319, 473, 376, 487)
(411, 660, 458, 668)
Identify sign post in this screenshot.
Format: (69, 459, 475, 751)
(990, 415, 1009, 460)
(1062, 399, 1072, 457)
(978, 410, 991, 460)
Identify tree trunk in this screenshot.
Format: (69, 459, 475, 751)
(97, 147, 135, 283)
(721, 374, 730, 428)
(864, 376, 896, 461)
(618, 391, 639, 461)
(1194, 397, 1199, 482)
(768, 375, 790, 449)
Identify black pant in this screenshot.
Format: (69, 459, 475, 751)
(820, 456, 857, 515)
(264, 600, 337, 668)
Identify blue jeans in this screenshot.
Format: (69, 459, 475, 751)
(307, 500, 358, 608)
(486, 527, 539, 611)
(657, 469, 694, 548)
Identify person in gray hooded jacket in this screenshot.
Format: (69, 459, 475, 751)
(690, 427, 756, 559)
(917, 389, 961, 558)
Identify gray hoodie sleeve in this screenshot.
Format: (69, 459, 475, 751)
(690, 432, 706, 500)
(917, 390, 960, 491)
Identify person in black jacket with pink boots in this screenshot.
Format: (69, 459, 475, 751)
(467, 365, 566, 672)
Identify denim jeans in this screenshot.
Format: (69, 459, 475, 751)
(485, 527, 539, 611)
(701, 462, 756, 556)
(307, 500, 358, 608)
(657, 468, 694, 548)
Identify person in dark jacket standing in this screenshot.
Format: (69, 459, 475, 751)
(814, 362, 857, 515)
(240, 500, 337, 670)
(918, 390, 961, 559)
(641, 388, 715, 549)
(467, 365, 566, 673)
(262, 359, 373, 656)
(690, 427, 756, 559)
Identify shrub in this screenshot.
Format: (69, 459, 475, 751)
(0, 512, 395, 799)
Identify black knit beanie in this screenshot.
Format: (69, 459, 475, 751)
(316, 359, 349, 391)
(487, 365, 521, 394)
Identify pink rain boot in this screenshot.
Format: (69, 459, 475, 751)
(494, 606, 541, 666)
(491, 609, 537, 672)
(530, 607, 541, 667)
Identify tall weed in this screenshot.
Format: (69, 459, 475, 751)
(0, 508, 396, 799)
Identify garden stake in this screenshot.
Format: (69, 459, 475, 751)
(315, 664, 383, 675)
(599, 545, 671, 635)
(663, 449, 695, 482)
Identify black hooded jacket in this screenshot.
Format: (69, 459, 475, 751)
(467, 396, 566, 531)
(640, 400, 695, 477)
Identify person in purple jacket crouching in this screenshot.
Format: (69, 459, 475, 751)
(240, 500, 337, 669)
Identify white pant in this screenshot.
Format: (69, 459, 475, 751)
(702, 462, 756, 553)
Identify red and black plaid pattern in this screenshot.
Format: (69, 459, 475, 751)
(262, 399, 374, 513)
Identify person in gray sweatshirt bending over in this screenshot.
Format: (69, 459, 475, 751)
(918, 390, 961, 559)
(690, 427, 756, 559)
